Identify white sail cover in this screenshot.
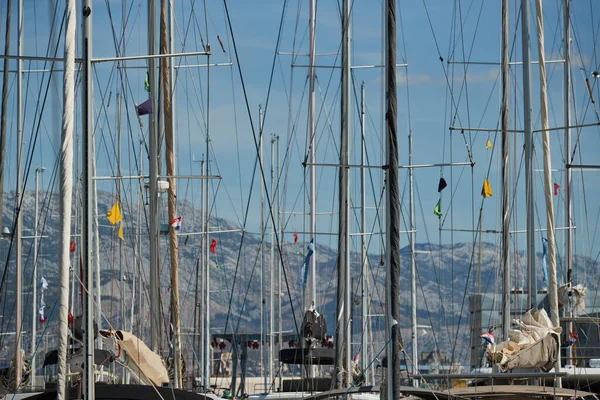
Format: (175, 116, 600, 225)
(485, 309, 562, 372)
(100, 330, 168, 386)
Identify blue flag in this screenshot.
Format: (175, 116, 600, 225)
(300, 239, 314, 286)
(542, 237, 548, 282)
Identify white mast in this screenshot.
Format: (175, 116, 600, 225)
(14, 0, 24, 387)
(57, 0, 76, 398)
(360, 83, 369, 383)
(534, 0, 561, 382)
(408, 93, 418, 387)
(259, 105, 266, 390)
(30, 166, 44, 387)
(269, 135, 276, 390)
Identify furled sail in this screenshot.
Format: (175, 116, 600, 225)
(100, 330, 169, 387)
(485, 309, 561, 372)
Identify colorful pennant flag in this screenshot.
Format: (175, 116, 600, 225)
(353, 353, 360, 363)
(39, 277, 48, 323)
(485, 137, 493, 150)
(480, 331, 495, 346)
(69, 240, 76, 253)
(118, 224, 124, 241)
(144, 73, 151, 93)
(299, 239, 314, 286)
(542, 237, 548, 282)
(170, 217, 182, 231)
(433, 199, 442, 217)
(293, 231, 298, 243)
(136, 98, 152, 116)
(210, 238, 217, 254)
(437, 177, 447, 192)
(481, 178, 492, 198)
(568, 330, 578, 346)
(106, 201, 122, 225)
(553, 183, 560, 196)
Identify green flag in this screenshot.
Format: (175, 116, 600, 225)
(144, 73, 151, 93)
(433, 199, 442, 217)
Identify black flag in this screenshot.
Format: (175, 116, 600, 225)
(438, 177, 447, 192)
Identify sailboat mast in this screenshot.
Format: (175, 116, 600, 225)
(0, 0, 11, 234)
(31, 166, 44, 387)
(521, 0, 536, 310)
(203, 48, 212, 389)
(148, 0, 161, 353)
(534, 0, 561, 381)
(14, 0, 24, 386)
(270, 135, 276, 390)
(307, 0, 317, 312)
(81, 0, 95, 398)
(259, 105, 266, 389)
(160, 0, 182, 387)
(385, 0, 401, 398)
(563, 0, 573, 366)
(360, 83, 369, 382)
(500, 0, 511, 341)
(408, 95, 417, 387)
(335, 0, 351, 388)
(57, 1, 76, 398)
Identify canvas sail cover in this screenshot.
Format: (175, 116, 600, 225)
(100, 330, 168, 386)
(485, 308, 561, 372)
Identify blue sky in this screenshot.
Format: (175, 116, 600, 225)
(1, 0, 600, 290)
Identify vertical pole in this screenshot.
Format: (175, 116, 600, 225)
(259, 106, 266, 391)
(269, 135, 276, 391)
(31, 167, 44, 387)
(203, 15, 212, 382)
(408, 104, 417, 387)
(203, 7, 212, 390)
(14, 0, 24, 386)
(360, 84, 369, 383)
(276, 136, 282, 392)
(335, 0, 351, 388)
(501, 0, 511, 342)
(57, 1, 76, 397)
(138, 141, 144, 341)
(82, 1, 95, 398)
(563, 0, 573, 366)
(521, 0, 536, 310)
(148, 0, 161, 353)
(199, 158, 205, 385)
(534, 0, 561, 385)
(385, 0, 401, 398)
(307, 0, 317, 313)
(204, 130, 211, 389)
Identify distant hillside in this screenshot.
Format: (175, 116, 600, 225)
(0, 190, 598, 366)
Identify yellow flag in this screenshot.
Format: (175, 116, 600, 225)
(481, 178, 492, 198)
(485, 138, 492, 150)
(106, 201, 122, 225)
(118, 223, 124, 241)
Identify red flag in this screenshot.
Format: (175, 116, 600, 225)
(210, 238, 217, 254)
(69, 240, 76, 253)
(293, 231, 298, 243)
(553, 183, 560, 196)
